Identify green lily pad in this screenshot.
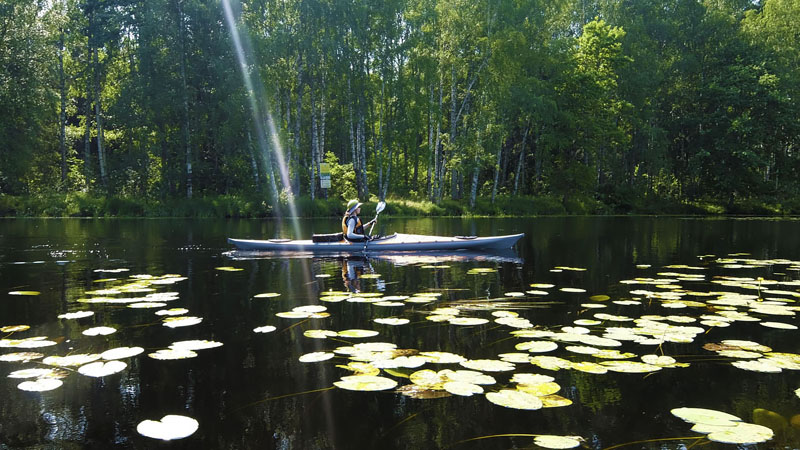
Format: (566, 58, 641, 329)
(338, 329, 379, 338)
(0, 325, 30, 333)
(215, 266, 243, 272)
(374, 318, 410, 326)
(253, 293, 281, 298)
(170, 340, 223, 351)
(7, 368, 55, 379)
(148, 349, 198, 360)
(706, 422, 774, 444)
(459, 359, 515, 372)
(57, 311, 94, 320)
(254, 325, 277, 334)
(8, 291, 41, 296)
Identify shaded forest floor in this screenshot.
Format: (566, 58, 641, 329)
(0, 193, 797, 218)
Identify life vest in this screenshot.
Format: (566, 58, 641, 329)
(342, 214, 364, 239)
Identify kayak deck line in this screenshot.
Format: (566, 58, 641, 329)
(227, 232, 524, 253)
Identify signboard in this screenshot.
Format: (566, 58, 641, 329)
(319, 163, 331, 189)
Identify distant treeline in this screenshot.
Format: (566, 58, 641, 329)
(1, 0, 798, 214)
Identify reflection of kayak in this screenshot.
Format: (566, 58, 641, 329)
(227, 232, 524, 252)
(226, 248, 523, 265)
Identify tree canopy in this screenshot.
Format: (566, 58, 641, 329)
(1, 0, 798, 213)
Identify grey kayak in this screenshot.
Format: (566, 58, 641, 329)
(227, 232, 524, 252)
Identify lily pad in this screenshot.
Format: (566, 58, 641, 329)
(101, 347, 144, 360)
(253, 293, 281, 298)
(57, 311, 94, 320)
(706, 422, 774, 444)
(82, 326, 116, 336)
(448, 317, 489, 326)
(8, 368, 55, 379)
(338, 329, 379, 338)
(374, 318, 410, 326)
(459, 359, 515, 372)
(8, 291, 41, 296)
(443, 381, 483, 396)
(163, 316, 203, 328)
(44, 354, 101, 367)
(78, 360, 127, 377)
(299, 352, 335, 363)
(485, 389, 543, 410)
(0, 325, 31, 333)
(254, 325, 277, 334)
(170, 340, 223, 351)
(0, 352, 44, 362)
(137, 415, 199, 440)
(17, 378, 63, 392)
(533, 435, 583, 449)
(148, 349, 198, 360)
(215, 266, 243, 272)
(155, 308, 189, 317)
(334, 375, 397, 391)
(671, 407, 742, 426)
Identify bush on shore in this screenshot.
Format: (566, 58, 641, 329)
(0, 192, 794, 218)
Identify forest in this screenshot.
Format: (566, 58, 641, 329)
(0, 0, 798, 217)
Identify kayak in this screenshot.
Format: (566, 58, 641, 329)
(227, 232, 524, 253)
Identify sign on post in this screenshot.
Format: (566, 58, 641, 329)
(319, 163, 331, 189)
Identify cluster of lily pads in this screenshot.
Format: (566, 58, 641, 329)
(1, 270, 209, 440)
(245, 254, 800, 447)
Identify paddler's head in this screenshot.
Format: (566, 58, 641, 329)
(346, 199, 362, 216)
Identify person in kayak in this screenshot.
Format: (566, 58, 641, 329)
(342, 199, 376, 242)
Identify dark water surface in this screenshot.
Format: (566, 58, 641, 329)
(1, 217, 799, 449)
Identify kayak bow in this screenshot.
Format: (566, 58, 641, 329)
(227, 232, 524, 253)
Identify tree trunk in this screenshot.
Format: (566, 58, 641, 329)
(176, 0, 192, 199)
(358, 110, 369, 199)
(470, 163, 479, 209)
(449, 66, 459, 200)
(376, 78, 384, 199)
(293, 60, 302, 195)
(59, 29, 67, 188)
(491, 140, 502, 204)
(248, 131, 260, 191)
(348, 77, 360, 197)
(433, 78, 444, 202)
(310, 87, 318, 200)
(514, 125, 530, 196)
(426, 83, 434, 198)
(93, 46, 107, 191)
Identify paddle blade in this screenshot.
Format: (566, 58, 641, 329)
(375, 201, 386, 215)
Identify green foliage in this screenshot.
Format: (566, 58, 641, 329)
(2, 0, 799, 216)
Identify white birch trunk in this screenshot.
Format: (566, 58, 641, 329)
(93, 46, 107, 190)
(514, 125, 530, 196)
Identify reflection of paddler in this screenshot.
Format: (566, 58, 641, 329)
(342, 257, 368, 293)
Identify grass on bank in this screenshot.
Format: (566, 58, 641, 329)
(0, 192, 796, 218)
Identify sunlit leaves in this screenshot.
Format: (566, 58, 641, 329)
(137, 415, 199, 440)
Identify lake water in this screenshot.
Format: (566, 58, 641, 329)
(1, 217, 799, 449)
